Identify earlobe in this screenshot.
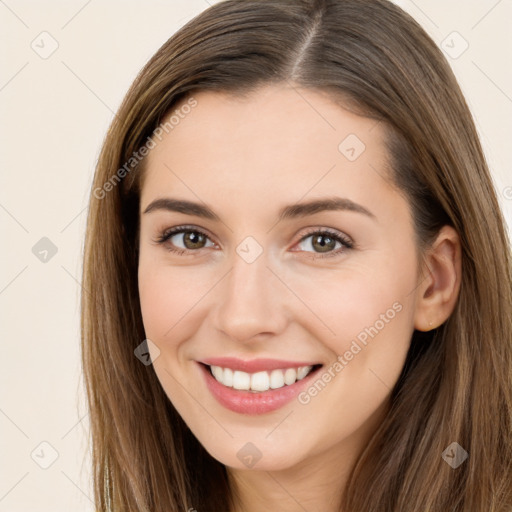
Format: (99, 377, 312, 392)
(414, 226, 462, 332)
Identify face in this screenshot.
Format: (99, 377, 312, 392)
(137, 84, 420, 472)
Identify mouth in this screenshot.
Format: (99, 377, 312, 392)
(197, 359, 324, 414)
(203, 363, 322, 392)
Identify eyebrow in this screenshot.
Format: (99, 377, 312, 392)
(142, 197, 376, 221)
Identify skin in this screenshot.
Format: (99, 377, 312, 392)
(137, 83, 461, 512)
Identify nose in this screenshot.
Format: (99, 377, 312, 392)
(213, 249, 288, 344)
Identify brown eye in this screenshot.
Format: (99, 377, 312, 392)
(181, 231, 208, 249)
(295, 229, 353, 258)
(310, 234, 337, 253)
(156, 226, 215, 254)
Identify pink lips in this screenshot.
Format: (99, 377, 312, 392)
(198, 357, 321, 415)
(201, 357, 319, 373)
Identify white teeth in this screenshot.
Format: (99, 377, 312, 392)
(223, 367, 233, 387)
(250, 371, 270, 391)
(269, 369, 285, 389)
(232, 370, 250, 390)
(297, 366, 310, 380)
(284, 368, 297, 385)
(209, 365, 314, 392)
(211, 365, 223, 381)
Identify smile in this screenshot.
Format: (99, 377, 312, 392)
(208, 364, 315, 392)
(198, 357, 323, 414)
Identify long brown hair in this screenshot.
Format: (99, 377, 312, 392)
(81, 0, 512, 510)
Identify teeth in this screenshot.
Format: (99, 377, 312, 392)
(284, 368, 297, 385)
(297, 366, 310, 380)
(211, 365, 223, 381)
(232, 370, 250, 390)
(223, 367, 233, 387)
(209, 365, 314, 392)
(251, 371, 270, 391)
(269, 369, 285, 389)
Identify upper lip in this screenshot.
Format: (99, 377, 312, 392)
(199, 357, 321, 373)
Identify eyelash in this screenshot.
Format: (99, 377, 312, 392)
(154, 224, 354, 259)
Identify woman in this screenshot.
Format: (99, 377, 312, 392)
(81, 0, 512, 510)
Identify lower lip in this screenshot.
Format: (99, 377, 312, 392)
(198, 363, 321, 415)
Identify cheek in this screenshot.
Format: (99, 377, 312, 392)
(137, 254, 217, 348)
(138, 266, 175, 339)
(291, 260, 416, 357)
(287, 268, 415, 451)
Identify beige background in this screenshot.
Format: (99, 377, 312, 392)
(1, 0, 511, 510)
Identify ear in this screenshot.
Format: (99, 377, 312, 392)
(414, 225, 462, 332)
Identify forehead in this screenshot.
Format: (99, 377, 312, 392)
(140, 84, 397, 218)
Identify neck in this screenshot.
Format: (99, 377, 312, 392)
(226, 401, 388, 512)
(228, 447, 349, 512)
